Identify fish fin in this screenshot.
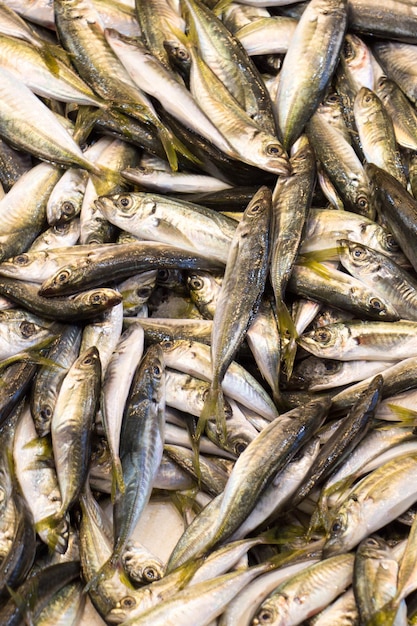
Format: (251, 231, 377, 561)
(298, 248, 341, 264)
(111, 456, 125, 503)
(197, 384, 227, 445)
(83, 556, 116, 594)
(73, 105, 103, 145)
(89, 165, 124, 194)
(212, 0, 233, 15)
(158, 124, 179, 172)
(5, 583, 34, 622)
(0, 351, 63, 374)
(315, 474, 358, 534)
(276, 300, 298, 378)
(296, 257, 336, 279)
(385, 404, 417, 426)
(160, 123, 203, 171)
(35, 512, 69, 554)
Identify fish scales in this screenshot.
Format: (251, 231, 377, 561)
(3, 2, 417, 624)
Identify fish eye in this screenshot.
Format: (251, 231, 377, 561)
(19, 321, 37, 338)
(234, 440, 247, 456)
(364, 536, 380, 547)
(152, 364, 162, 377)
(39, 404, 53, 421)
(53, 223, 70, 234)
(331, 519, 343, 534)
(161, 340, 173, 350)
(56, 269, 71, 284)
(324, 360, 340, 372)
(188, 275, 204, 291)
(60, 201, 76, 217)
(356, 195, 369, 210)
(90, 292, 105, 305)
(327, 93, 339, 104)
(266, 143, 282, 156)
(121, 596, 136, 609)
(363, 92, 373, 104)
(13, 253, 29, 266)
(175, 46, 189, 60)
(82, 353, 96, 366)
(383, 233, 399, 252)
(256, 607, 275, 624)
(136, 286, 152, 298)
(143, 566, 161, 582)
(117, 195, 133, 210)
(370, 297, 385, 311)
(314, 328, 332, 345)
(157, 269, 170, 282)
(352, 245, 366, 259)
(248, 203, 262, 216)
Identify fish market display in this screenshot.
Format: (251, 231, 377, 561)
(2, 0, 417, 624)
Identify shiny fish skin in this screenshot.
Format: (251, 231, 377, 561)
(38, 242, 224, 296)
(96, 191, 236, 264)
(323, 452, 417, 557)
(251, 553, 354, 626)
(51, 346, 101, 519)
(7, 1, 417, 624)
(199, 186, 271, 443)
(275, 0, 347, 149)
(298, 320, 417, 361)
(111, 344, 166, 567)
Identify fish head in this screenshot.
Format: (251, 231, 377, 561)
(297, 324, 344, 359)
(106, 593, 144, 624)
(95, 193, 136, 219)
(76, 288, 123, 309)
(39, 260, 91, 295)
(337, 238, 373, 273)
(254, 135, 291, 175)
(322, 493, 362, 556)
(252, 593, 288, 625)
(286, 356, 342, 390)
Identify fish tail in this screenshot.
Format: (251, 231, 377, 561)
(158, 125, 179, 172)
(385, 403, 417, 427)
(197, 383, 227, 443)
(111, 456, 125, 503)
(212, 0, 233, 15)
(276, 300, 298, 378)
(159, 123, 203, 171)
(35, 512, 69, 554)
(83, 553, 122, 595)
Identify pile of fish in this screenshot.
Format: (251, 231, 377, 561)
(3, 0, 417, 623)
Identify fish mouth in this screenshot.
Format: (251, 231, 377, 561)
(94, 196, 113, 215)
(265, 155, 293, 176)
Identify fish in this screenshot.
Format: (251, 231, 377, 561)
(198, 186, 271, 443)
(275, 0, 347, 149)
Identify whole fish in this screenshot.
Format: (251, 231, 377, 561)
(367, 162, 417, 274)
(251, 553, 354, 626)
(95, 191, 237, 264)
(354, 86, 406, 185)
(199, 186, 271, 443)
(275, 0, 347, 149)
(111, 344, 165, 569)
(270, 138, 316, 374)
(38, 242, 224, 296)
(13, 403, 69, 553)
(51, 346, 101, 523)
(338, 238, 417, 321)
(30, 325, 82, 438)
(298, 320, 417, 361)
(323, 452, 417, 556)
